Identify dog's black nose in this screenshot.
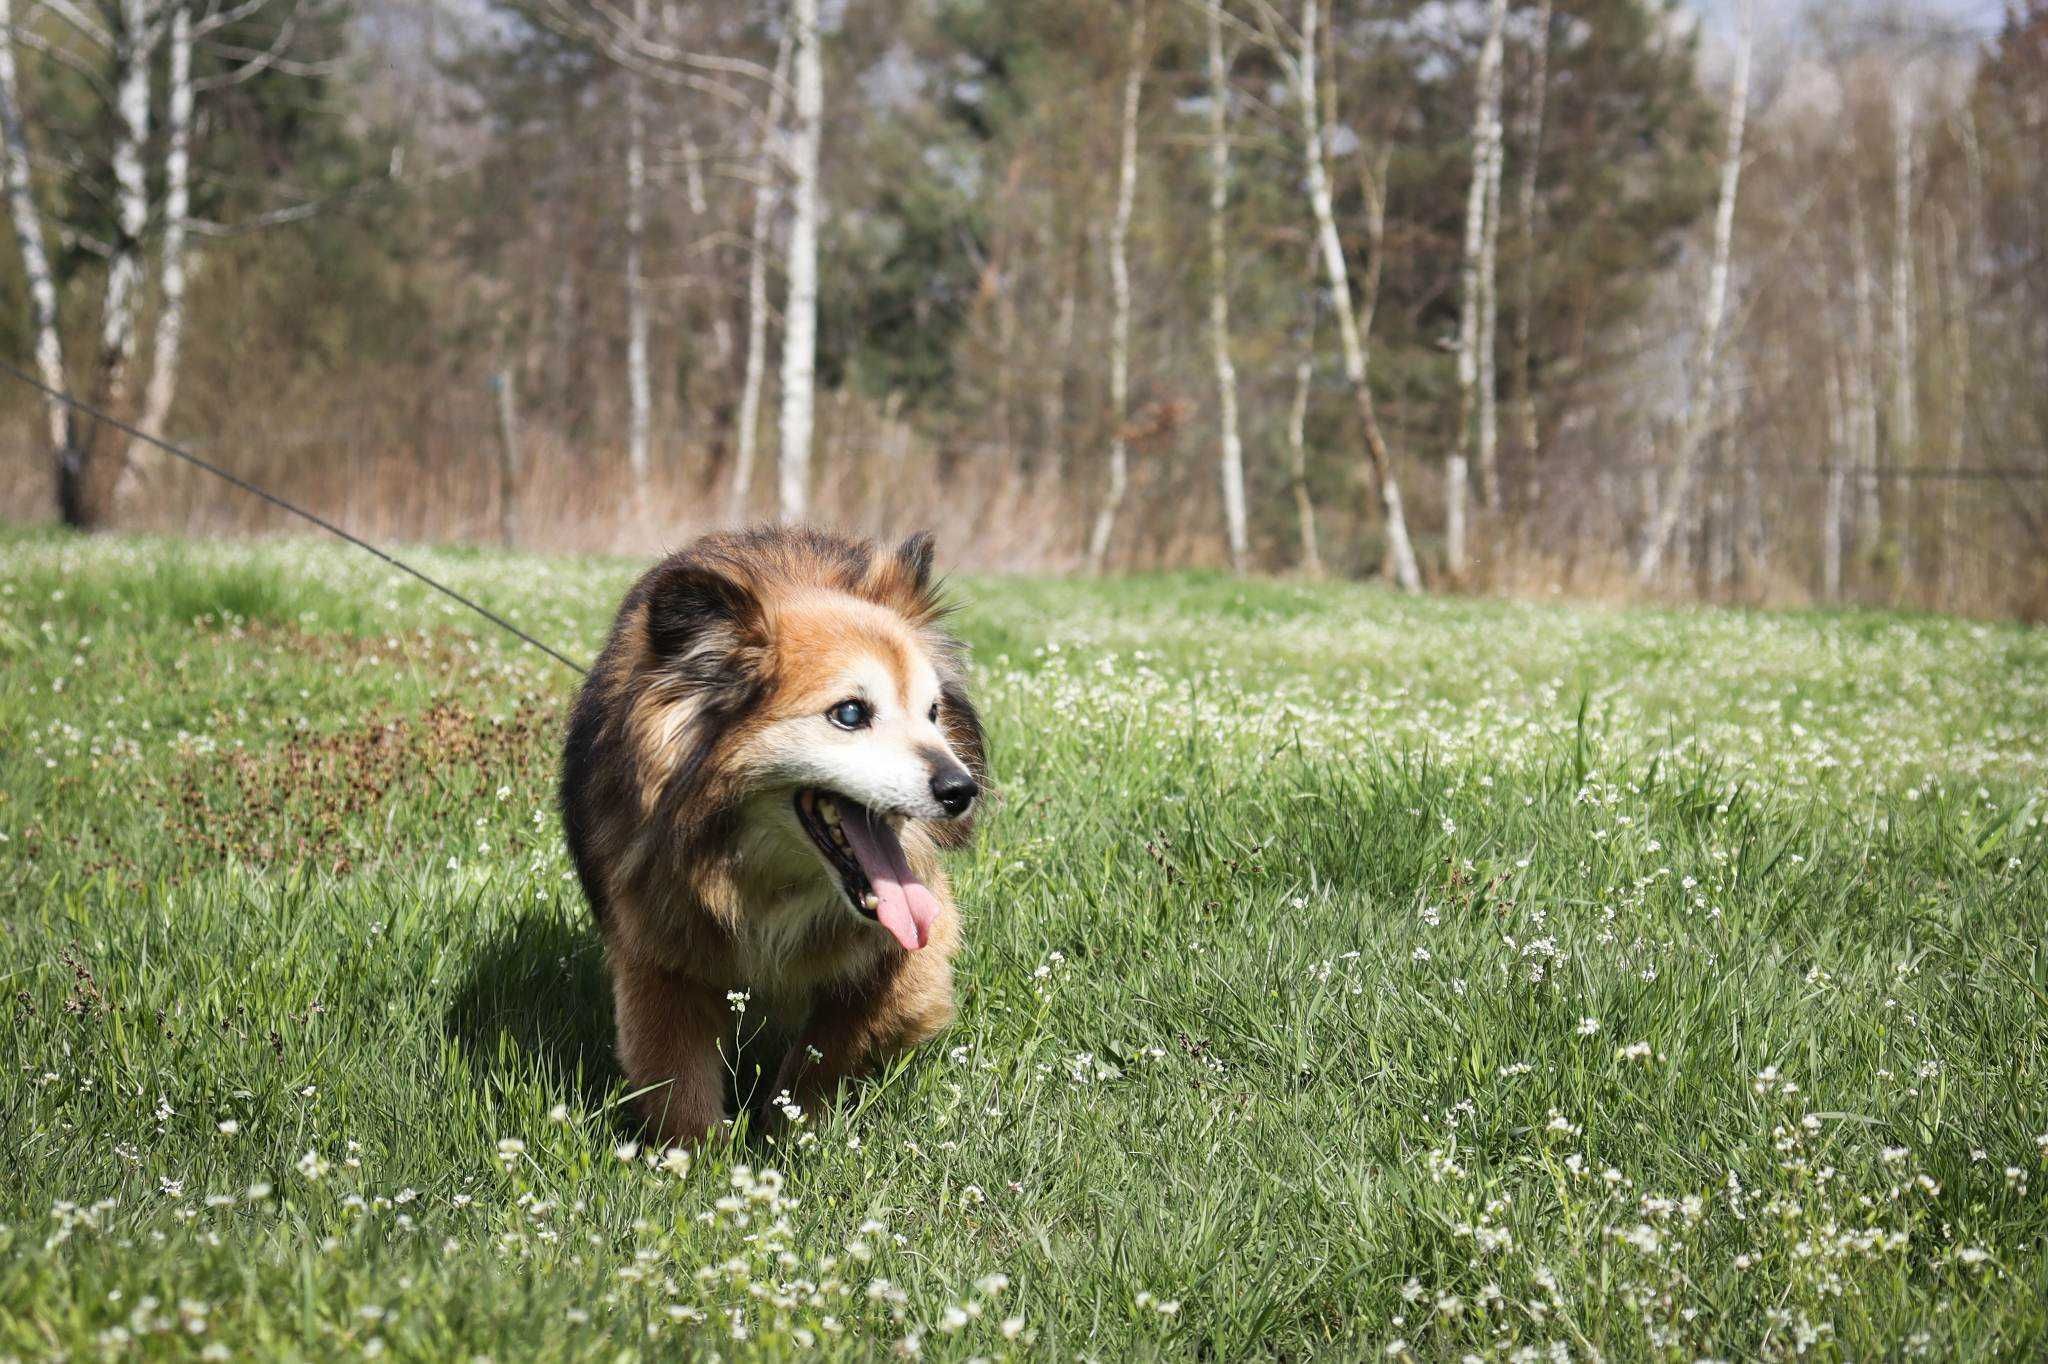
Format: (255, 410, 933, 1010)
(930, 767, 978, 818)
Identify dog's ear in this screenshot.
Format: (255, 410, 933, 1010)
(867, 530, 943, 623)
(895, 531, 936, 594)
(643, 555, 765, 675)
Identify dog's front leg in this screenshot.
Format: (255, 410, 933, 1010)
(608, 952, 729, 1148)
(767, 953, 955, 1128)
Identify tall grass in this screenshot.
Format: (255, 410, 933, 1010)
(1, 530, 2044, 1359)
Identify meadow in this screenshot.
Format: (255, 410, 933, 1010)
(2, 527, 2045, 1361)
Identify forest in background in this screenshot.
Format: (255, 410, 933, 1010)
(0, 0, 2042, 615)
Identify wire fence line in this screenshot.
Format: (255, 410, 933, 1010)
(0, 359, 594, 677)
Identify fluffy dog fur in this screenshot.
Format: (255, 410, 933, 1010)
(560, 526, 986, 1145)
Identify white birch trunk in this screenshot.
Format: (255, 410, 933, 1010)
(623, 0, 651, 498)
(1476, 0, 1506, 515)
(1939, 212, 1967, 601)
(1947, 107, 1983, 600)
(1849, 192, 1881, 557)
(1449, 0, 1506, 574)
(123, 3, 193, 488)
(1634, 0, 1749, 582)
(0, 0, 69, 459)
(496, 367, 522, 547)
(728, 30, 791, 523)
(1205, 0, 1247, 573)
(1288, 349, 1321, 577)
(1297, 0, 1420, 592)
(58, 0, 154, 525)
(1889, 84, 1916, 584)
(98, 0, 151, 403)
(1040, 260, 1076, 482)
(776, 0, 822, 525)
(1085, 2, 1146, 574)
(1823, 361, 1845, 600)
(1513, 0, 1552, 495)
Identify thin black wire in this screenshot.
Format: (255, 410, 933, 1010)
(1, 358, 590, 677)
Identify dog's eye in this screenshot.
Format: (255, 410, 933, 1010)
(928, 702, 940, 724)
(827, 698, 871, 731)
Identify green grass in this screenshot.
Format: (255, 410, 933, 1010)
(3, 528, 2046, 1361)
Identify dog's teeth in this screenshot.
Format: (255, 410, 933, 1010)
(861, 892, 879, 910)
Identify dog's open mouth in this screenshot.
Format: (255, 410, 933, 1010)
(793, 790, 940, 952)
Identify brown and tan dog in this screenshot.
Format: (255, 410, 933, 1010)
(559, 526, 984, 1145)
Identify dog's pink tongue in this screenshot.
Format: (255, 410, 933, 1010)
(839, 803, 940, 951)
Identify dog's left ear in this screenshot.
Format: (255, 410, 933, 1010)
(895, 531, 936, 594)
(867, 530, 941, 621)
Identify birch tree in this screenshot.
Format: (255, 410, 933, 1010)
(1937, 210, 1966, 597)
(776, 0, 821, 524)
(1458, 0, 1507, 569)
(1, 0, 347, 524)
(1634, 0, 1751, 583)
(1205, 0, 1247, 573)
(1942, 105, 1983, 599)
(1477, 43, 1504, 517)
(1294, 0, 1421, 592)
(0, 0, 70, 462)
(1448, 0, 1506, 576)
(57, 0, 157, 526)
(1084, 0, 1146, 574)
(1511, 0, 1552, 492)
(1823, 359, 1846, 600)
(1889, 82, 1917, 583)
(126, 3, 192, 482)
(622, 0, 651, 499)
(1848, 189, 1881, 559)
(1038, 254, 1078, 483)
(727, 29, 791, 523)
(1285, 354, 1319, 576)
(1284, 231, 1323, 576)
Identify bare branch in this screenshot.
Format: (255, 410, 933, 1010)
(193, 8, 341, 89)
(579, 0, 778, 89)
(190, 0, 274, 39)
(30, 0, 110, 49)
(185, 170, 390, 237)
(531, 0, 766, 114)
(4, 21, 112, 97)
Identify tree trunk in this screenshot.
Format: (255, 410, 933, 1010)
(776, 0, 822, 525)
(1476, 0, 1507, 516)
(0, 0, 71, 473)
(623, 0, 652, 500)
(1287, 354, 1321, 578)
(62, 0, 153, 528)
(1823, 360, 1845, 601)
(123, 3, 194, 495)
(1085, 1, 1146, 574)
(1947, 106, 1983, 602)
(495, 367, 523, 547)
(1038, 250, 1077, 483)
(1205, 0, 1247, 573)
(1449, 0, 1505, 575)
(1938, 211, 1967, 604)
(1286, 234, 1323, 577)
(1296, 0, 1420, 592)
(728, 30, 792, 524)
(1849, 191, 1881, 561)
(1889, 84, 1916, 589)
(1635, 0, 1749, 583)
(1512, 0, 1552, 502)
